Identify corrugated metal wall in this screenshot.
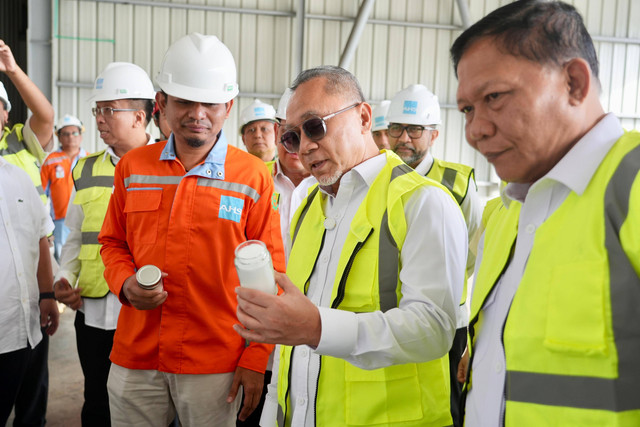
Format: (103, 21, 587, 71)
(51, 0, 640, 197)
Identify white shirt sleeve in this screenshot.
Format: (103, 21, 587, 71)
(260, 346, 281, 427)
(314, 185, 468, 370)
(55, 188, 83, 285)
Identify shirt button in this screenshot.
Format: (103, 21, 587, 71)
(525, 224, 536, 234)
(495, 361, 503, 372)
(297, 397, 306, 406)
(320, 255, 328, 263)
(206, 169, 212, 175)
(324, 218, 336, 230)
(300, 348, 308, 357)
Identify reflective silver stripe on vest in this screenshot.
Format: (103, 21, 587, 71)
(292, 186, 320, 245)
(196, 178, 260, 203)
(36, 185, 45, 196)
(1, 129, 24, 154)
(441, 167, 464, 205)
(124, 174, 182, 187)
(378, 164, 413, 312)
(507, 143, 640, 412)
(82, 231, 100, 245)
(75, 156, 114, 190)
(122, 174, 261, 203)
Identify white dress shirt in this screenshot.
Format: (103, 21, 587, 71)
(271, 160, 317, 260)
(0, 157, 54, 354)
(56, 136, 153, 330)
(415, 152, 483, 328)
(465, 113, 624, 427)
(261, 153, 468, 427)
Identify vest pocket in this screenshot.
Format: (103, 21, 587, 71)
(544, 260, 608, 355)
(124, 188, 162, 245)
(344, 362, 423, 424)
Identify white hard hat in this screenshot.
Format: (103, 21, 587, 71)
(275, 88, 293, 121)
(0, 81, 11, 112)
(56, 114, 84, 134)
(239, 99, 276, 133)
(157, 33, 238, 104)
(387, 84, 441, 126)
(371, 100, 391, 131)
(90, 62, 156, 102)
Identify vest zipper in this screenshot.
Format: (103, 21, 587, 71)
(331, 229, 373, 309)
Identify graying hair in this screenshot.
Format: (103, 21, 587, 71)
(290, 66, 365, 103)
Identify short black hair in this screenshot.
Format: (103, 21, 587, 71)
(450, 0, 598, 82)
(126, 98, 154, 126)
(291, 66, 365, 104)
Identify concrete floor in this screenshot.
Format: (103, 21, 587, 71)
(8, 306, 83, 426)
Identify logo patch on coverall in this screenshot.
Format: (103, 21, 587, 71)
(219, 195, 244, 223)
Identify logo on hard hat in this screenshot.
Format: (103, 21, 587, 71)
(96, 78, 104, 89)
(254, 107, 265, 117)
(403, 100, 418, 115)
(375, 116, 385, 125)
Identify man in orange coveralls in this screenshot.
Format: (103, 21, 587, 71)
(98, 33, 285, 427)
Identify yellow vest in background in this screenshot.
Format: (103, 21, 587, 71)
(72, 151, 115, 298)
(0, 124, 47, 205)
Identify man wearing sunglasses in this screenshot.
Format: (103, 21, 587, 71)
(54, 62, 155, 426)
(387, 84, 483, 427)
(235, 65, 468, 427)
(40, 115, 88, 261)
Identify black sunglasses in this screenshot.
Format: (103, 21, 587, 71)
(280, 103, 361, 154)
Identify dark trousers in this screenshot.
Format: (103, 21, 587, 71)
(0, 347, 30, 426)
(449, 327, 467, 427)
(237, 370, 272, 427)
(74, 311, 115, 427)
(13, 329, 49, 427)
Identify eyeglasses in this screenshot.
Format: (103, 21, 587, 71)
(280, 103, 361, 154)
(59, 131, 80, 137)
(91, 107, 140, 117)
(387, 123, 434, 139)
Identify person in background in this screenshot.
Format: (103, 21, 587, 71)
(387, 83, 483, 427)
(152, 102, 171, 142)
(240, 99, 278, 161)
(40, 115, 88, 262)
(99, 33, 284, 427)
(53, 62, 156, 427)
(0, 158, 59, 426)
(235, 65, 467, 427)
(371, 99, 391, 150)
(0, 40, 54, 205)
(452, 1, 640, 425)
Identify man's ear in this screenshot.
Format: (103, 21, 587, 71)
(360, 102, 373, 134)
(565, 58, 591, 106)
(156, 92, 166, 113)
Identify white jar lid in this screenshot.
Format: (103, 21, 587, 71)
(136, 265, 162, 288)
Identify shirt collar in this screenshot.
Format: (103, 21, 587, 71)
(160, 130, 228, 180)
(318, 153, 386, 197)
(413, 152, 434, 176)
(503, 113, 624, 204)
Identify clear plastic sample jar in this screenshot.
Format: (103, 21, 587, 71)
(234, 240, 277, 294)
(136, 265, 163, 291)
